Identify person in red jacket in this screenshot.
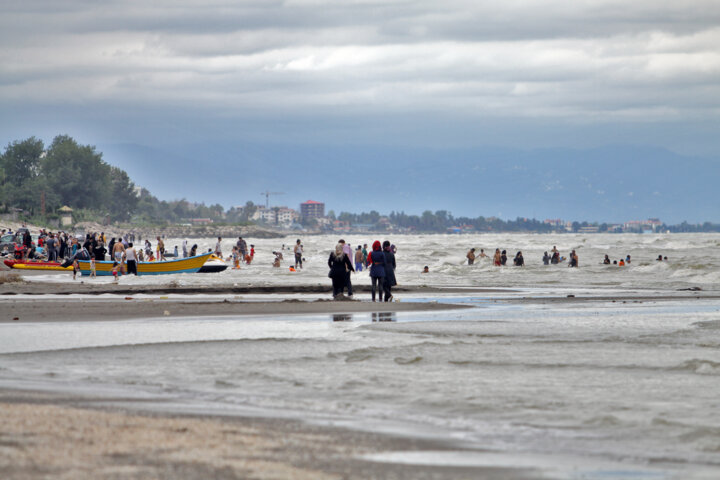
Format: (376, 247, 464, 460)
(367, 241, 386, 302)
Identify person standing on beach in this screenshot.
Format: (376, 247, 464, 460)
(294, 239, 303, 269)
(93, 240, 106, 262)
(328, 243, 354, 298)
(466, 248, 477, 265)
(182, 239, 188, 258)
(46, 234, 57, 262)
(237, 237, 248, 262)
(215, 237, 223, 257)
(125, 243, 138, 275)
(362, 244, 369, 268)
(112, 240, 125, 263)
(382, 240, 397, 302)
(354, 246, 364, 272)
(367, 241, 386, 302)
(111, 240, 126, 274)
(339, 239, 354, 297)
(156, 236, 166, 261)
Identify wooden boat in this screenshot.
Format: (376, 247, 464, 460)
(3, 259, 72, 271)
(198, 254, 228, 273)
(76, 251, 213, 276)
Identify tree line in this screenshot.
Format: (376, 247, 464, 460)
(0, 135, 256, 226)
(0, 136, 137, 223)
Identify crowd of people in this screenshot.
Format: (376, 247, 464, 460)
(6, 226, 674, 300)
(327, 239, 397, 302)
(465, 245, 666, 268)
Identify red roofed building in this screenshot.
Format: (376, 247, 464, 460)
(300, 200, 325, 219)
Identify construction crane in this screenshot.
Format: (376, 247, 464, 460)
(261, 190, 284, 208)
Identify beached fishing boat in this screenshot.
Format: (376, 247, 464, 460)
(3, 259, 72, 271)
(76, 251, 213, 276)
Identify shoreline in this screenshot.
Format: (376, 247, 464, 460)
(0, 297, 470, 322)
(0, 388, 540, 480)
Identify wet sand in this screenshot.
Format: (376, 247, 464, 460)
(0, 389, 539, 480)
(1, 297, 471, 322)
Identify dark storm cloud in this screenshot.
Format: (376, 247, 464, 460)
(1, 0, 719, 154)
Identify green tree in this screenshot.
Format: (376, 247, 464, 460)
(108, 167, 138, 222)
(0, 137, 44, 185)
(41, 135, 111, 209)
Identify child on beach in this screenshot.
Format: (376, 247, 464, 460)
(112, 262, 120, 282)
(232, 246, 240, 269)
(72, 259, 80, 280)
(90, 255, 96, 278)
(355, 246, 364, 272)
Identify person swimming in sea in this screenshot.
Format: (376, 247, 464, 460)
(603, 254, 611, 264)
(569, 250, 578, 267)
(493, 249, 501, 266)
(542, 251, 550, 265)
(466, 248, 477, 265)
(513, 251, 524, 266)
(422, 266, 429, 273)
(551, 251, 560, 265)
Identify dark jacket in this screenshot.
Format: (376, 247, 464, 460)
(383, 250, 397, 287)
(328, 253, 353, 279)
(368, 250, 386, 278)
(93, 244, 107, 261)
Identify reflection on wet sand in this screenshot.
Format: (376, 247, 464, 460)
(332, 314, 353, 322)
(372, 312, 396, 322)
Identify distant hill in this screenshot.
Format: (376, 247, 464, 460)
(100, 142, 720, 224)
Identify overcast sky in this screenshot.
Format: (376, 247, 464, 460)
(2, 0, 719, 209)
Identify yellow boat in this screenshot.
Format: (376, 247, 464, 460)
(76, 251, 213, 276)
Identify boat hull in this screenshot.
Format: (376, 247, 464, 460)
(77, 252, 213, 276)
(3, 259, 71, 271)
(198, 255, 228, 273)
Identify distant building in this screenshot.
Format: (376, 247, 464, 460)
(300, 200, 325, 219)
(623, 219, 662, 233)
(191, 218, 213, 225)
(252, 206, 299, 225)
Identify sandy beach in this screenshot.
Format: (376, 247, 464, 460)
(2, 236, 719, 480)
(0, 389, 540, 480)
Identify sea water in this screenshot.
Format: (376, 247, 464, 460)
(19, 233, 720, 292)
(3, 233, 720, 479)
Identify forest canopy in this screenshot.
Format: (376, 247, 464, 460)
(0, 135, 237, 225)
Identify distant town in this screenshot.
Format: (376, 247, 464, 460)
(176, 197, 717, 234)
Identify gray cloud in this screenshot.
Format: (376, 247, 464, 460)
(1, 0, 719, 156)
